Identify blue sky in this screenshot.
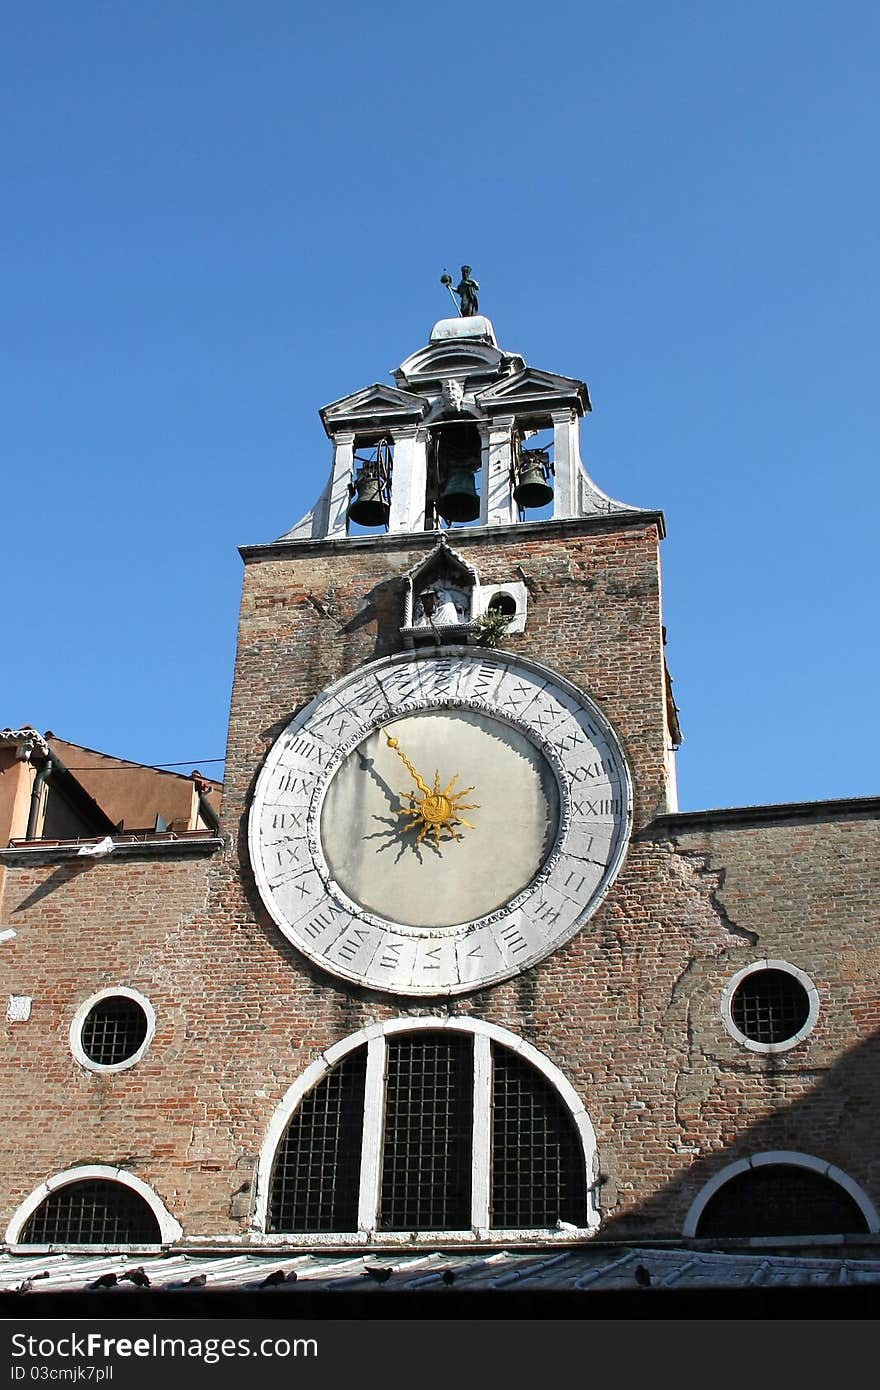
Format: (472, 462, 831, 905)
(3, 2, 878, 812)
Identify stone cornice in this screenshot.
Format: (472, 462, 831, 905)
(0, 728, 50, 761)
(1, 833, 224, 865)
(643, 796, 880, 836)
(240, 509, 666, 563)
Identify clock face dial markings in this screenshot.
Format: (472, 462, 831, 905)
(249, 651, 632, 995)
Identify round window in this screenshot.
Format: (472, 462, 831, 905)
(721, 961, 818, 1052)
(71, 989, 155, 1071)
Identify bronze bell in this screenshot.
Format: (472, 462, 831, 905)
(347, 462, 390, 527)
(437, 467, 480, 523)
(513, 449, 554, 510)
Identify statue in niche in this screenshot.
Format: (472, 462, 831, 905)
(416, 585, 467, 627)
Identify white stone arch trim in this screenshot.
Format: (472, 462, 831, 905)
(683, 1150, 880, 1238)
(5, 1164, 183, 1248)
(69, 986, 157, 1073)
(253, 1016, 600, 1242)
(720, 959, 819, 1053)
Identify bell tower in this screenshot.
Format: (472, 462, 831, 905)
(249, 293, 680, 825)
(6, 275, 880, 1271)
(284, 309, 656, 541)
(212, 279, 685, 1237)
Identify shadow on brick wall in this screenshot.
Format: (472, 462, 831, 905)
(594, 1025, 880, 1244)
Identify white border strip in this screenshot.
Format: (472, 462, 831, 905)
(683, 1150, 880, 1237)
(6, 1165, 183, 1248)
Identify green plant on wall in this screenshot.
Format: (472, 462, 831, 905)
(476, 608, 511, 649)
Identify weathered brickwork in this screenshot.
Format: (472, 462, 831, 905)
(227, 520, 672, 830)
(2, 517, 879, 1245)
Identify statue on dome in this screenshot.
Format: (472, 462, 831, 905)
(441, 265, 479, 318)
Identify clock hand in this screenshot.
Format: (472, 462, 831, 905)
(384, 732, 479, 845)
(384, 734, 432, 798)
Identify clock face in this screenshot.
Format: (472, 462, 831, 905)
(248, 650, 632, 996)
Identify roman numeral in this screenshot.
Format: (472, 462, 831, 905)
(309, 706, 352, 737)
(570, 760, 604, 783)
(575, 796, 621, 816)
(500, 924, 529, 957)
(275, 768, 311, 796)
(299, 906, 345, 942)
(346, 681, 388, 722)
(382, 669, 423, 703)
(421, 660, 459, 698)
(287, 736, 329, 766)
(378, 942, 403, 970)
(555, 730, 586, 753)
(531, 898, 563, 929)
(269, 837, 304, 870)
(498, 679, 533, 712)
(563, 869, 590, 897)
(471, 664, 496, 699)
(529, 703, 555, 731)
(334, 928, 373, 963)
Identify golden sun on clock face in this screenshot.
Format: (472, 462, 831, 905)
(384, 731, 479, 845)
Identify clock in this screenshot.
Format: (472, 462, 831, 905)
(248, 649, 632, 996)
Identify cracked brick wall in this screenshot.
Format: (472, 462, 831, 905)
(2, 518, 879, 1241)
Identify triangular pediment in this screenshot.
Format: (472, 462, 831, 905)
(476, 367, 591, 416)
(319, 383, 428, 436)
(404, 536, 480, 589)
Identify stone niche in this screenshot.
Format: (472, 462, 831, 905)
(401, 540, 479, 648)
(400, 539, 528, 649)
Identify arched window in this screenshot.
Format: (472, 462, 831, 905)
(685, 1153, 878, 1239)
(262, 1021, 597, 1240)
(269, 1048, 367, 1234)
(19, 1180, 162, 1245)
(6, 1166, 182, 1248)
(491, 1044, 586, 1229)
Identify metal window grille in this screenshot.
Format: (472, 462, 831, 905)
(490, 1045, 586, 1229)
(20, 1181, 161, 1244)
(379, 1034, 473, 1231)
(696, 1165, 869, 1238)
(731, 969, 810, 1045)
(267, 1048, 367, 1233)
(81, 996, 149, 1066)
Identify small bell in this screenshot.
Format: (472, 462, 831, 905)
(347, 450, 391, 528)
(513, 448, 554, 510)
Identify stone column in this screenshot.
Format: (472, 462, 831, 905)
(387, 427, 426, 532)
(325, 431, 356, 537)
(551, 409, 581, 519)
(483, 417, 515, 526)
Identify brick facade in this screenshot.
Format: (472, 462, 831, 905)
(4, 499, 878, 1248)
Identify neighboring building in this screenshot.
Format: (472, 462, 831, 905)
(2, 303, 879, 1298)
(0, 730, 220, 842)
